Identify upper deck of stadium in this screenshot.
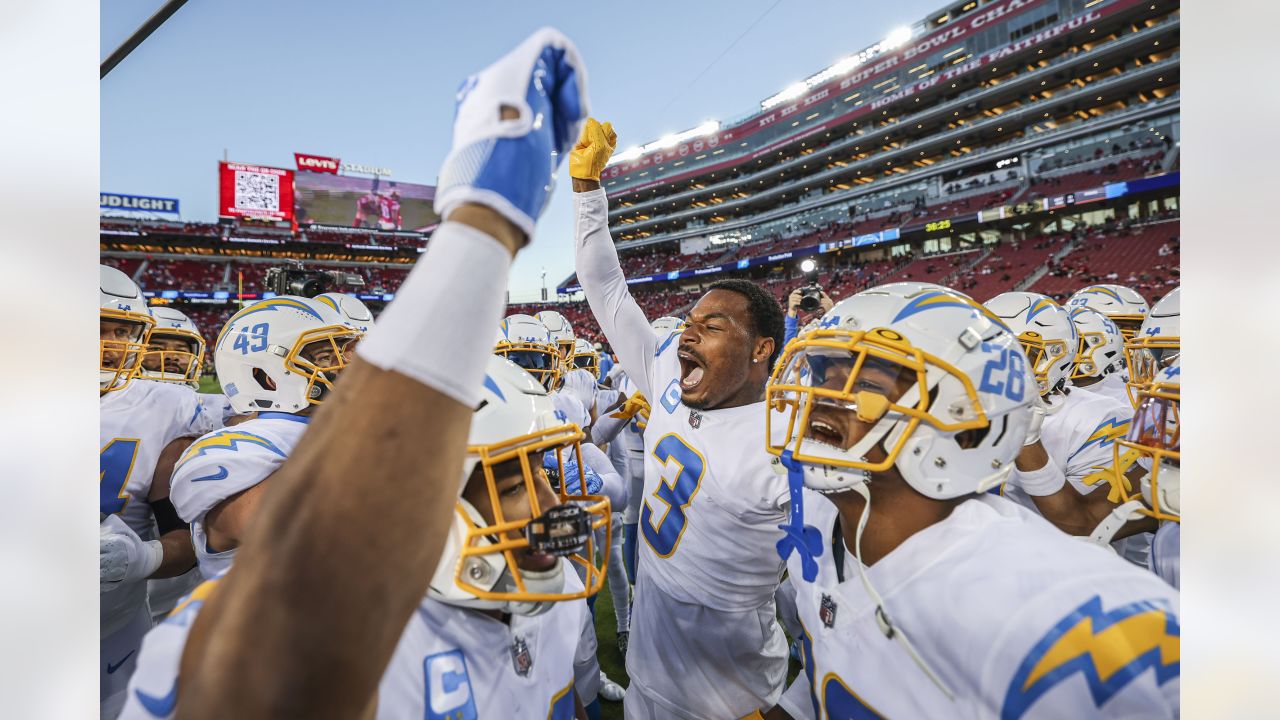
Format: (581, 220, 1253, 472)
(602, 0, 1178, 246)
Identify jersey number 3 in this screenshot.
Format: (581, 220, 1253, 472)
(100, 439, 140, 516)
(641, 434, 706, 558)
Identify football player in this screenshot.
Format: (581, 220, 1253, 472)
(570, 337, 601, 379)
(573, 119, 791, 719)
(1124, 287, 1180, 407)
(165, 29, 592, 718)
(137, 305, 231, 620)
(123, 357, 612, 719)
(1067, 306, 1130, 406)
(315, 291, 377, 333)
(167, 296, 361, 577)
(984, 292, 1153, 562)
(1065, 283, 1150, 339)
(139, 306, 205, 390)
(538, 309, 578, 361)
(764, 283, 1179, 718)
(1092, 360, 1180, 588)
(99, 266, 223, 717)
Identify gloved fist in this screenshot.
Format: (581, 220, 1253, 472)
(435, 27, 590, 239)
(614, 393, 650, 430)
(100, 514, 163, 593)
(570, 117, 617, 181)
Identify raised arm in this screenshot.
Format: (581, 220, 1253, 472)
(174, 29, 589, 720)
(572, 120, 660, 399)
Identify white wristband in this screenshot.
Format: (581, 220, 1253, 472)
(358, 222, 512, 407)
(137, 540, 164, 582)
(1014, 459, 1066, 497)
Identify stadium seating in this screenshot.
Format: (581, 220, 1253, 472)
(140, 259, 227, 290)
(1029, 219, 1180, 302)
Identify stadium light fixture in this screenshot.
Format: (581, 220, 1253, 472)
(884, 27, 914, 49)
(762, 81, 809, 110)
(607, 121, 721, 166)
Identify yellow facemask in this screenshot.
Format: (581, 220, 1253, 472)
(452, 423, 611, 604)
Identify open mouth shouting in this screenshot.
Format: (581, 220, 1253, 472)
(678, 348, 707, 392)
(805, 403, 850, 450)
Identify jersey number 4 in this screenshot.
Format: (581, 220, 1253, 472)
(100, 439, 140, 516)
(641, 434, 706, 558)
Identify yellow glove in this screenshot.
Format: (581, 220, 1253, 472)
(612, 393, 650, 430)
(570, 117, 617, 181)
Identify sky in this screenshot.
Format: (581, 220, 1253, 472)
(101, 0, 947, 301)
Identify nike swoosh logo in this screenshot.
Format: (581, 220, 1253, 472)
(191, 465, 228, 482)
(134, 679, 179, 717)
(106, 649, 135, 674)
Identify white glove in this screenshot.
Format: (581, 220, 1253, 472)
(1024, 396, 1048, 446)
(435, 27, 590, 238)
(100, 515, 163, 593)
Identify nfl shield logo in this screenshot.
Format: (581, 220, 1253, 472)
(820, 594, 837, 628)
(510, 636, 533, 677)
(688, 410, 702, 429)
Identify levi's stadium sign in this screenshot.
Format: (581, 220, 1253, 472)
(295, 153, 340, 174)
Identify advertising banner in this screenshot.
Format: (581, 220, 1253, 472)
(294, 172, 437, 231)
(100, 192, 180, 215)
(218, 162, 295, 221)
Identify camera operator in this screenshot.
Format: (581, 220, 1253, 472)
(783, 283, 833, 346)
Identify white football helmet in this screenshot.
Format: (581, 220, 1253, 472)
(429, 356, 610, 616)
(1110, 359, 1180, 522)
(766, 283, 1035, 700)
(984, 292, 1077, 398)
(650, 316, 684, 337)
(569, 337, 599, 378)
(213, 296, 362, 414)
(140, 306, 206, 389)
(1124, 286, 1179, 407)
(315, 292, 376, 333)
(535, 310, 576, 359)
(1066, 284, 1149, 339)
(1068, 306, 1125, 381)
(497, 314, 563, 391)
(767, 284, 1035, 499)
(100, 264, 155, 393)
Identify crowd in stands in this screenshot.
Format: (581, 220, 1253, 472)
(1026, 152, 1163, 199)
(1031, 216, 1179, 301)
(150, 212, 1178, 372)
(140, 259, 226, 289)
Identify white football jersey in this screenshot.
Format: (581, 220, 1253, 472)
(377, 563, 587, 719)
(1150, 522, 1180, 589)
(197, 392, 239, 426)
(101, 379, 223, 634)
(1088, 373, 1132, 407)
(551, 391, 590, 430)
(168, 413, 310, 577)
(777, 491, 1180, 719)
(121, 565, 588, 720)
(1005, 387, 1151, 563)
(574, 188, 790, 716)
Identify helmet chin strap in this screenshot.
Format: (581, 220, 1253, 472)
(847, 481, 957, 701)
(1088, 499, 1147, 546)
